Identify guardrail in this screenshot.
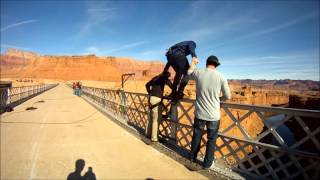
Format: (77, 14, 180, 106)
(81, 85, 320, 180)
(0, 84, 58, 114)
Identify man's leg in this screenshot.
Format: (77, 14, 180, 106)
(167, 54, 185, 99)
(176, 75, 190, 99)
(145, 97, 154, 138)
(150, 96, 162, 141)
(190, 118, 205, 162)
(203, 120, 220, 168)
(175, 58, 189, 100)
(171, 70, 183, 97)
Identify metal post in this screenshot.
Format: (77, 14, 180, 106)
(170, 103, 178, 141)
(121, 73, 135, 89)
(120, 89, 127, 119)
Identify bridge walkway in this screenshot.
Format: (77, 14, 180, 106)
(0, 84, 207, 180)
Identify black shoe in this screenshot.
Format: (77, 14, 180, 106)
(184, 163, 202, 171)
(141, 138, 152, 145)
(162, 114, 170, 119)
(167, 92, 176, 99)
(188, 154, 197, 163)
(176, 91, 184, 100)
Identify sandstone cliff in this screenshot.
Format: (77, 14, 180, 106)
(0, 49, 164, 81)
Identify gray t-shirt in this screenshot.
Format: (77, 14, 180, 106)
(188, 68, 231, 121)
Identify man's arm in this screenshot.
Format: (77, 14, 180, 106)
(187, 56, 199, 75)
(187, 41, 197, 58)
(163, 62, 170, 72)
(220, 78, 231, 101)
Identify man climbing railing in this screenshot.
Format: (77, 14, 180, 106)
(81, 85, 320, 180)
(0, 83, 58, 114)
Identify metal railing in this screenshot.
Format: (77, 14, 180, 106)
(0, 84, 58, 113)
(81, 85, 320, 180)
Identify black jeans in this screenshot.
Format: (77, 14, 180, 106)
(190, 118, 220, 168)
(164, 53, 189, 95)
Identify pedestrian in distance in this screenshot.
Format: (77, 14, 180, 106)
(145, 71, 173, 143)
(187, 55, 231, 169)
(77, 81, 82, 96)
(72, 82, 76, 95)
(163, 41, 198, 102)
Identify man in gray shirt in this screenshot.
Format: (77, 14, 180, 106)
(187, 55, 231, 169)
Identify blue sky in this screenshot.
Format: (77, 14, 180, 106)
(1, 0, 319, 81)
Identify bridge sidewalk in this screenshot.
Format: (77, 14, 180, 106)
(1, 84, 207, 180)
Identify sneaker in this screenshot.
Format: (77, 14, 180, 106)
(150, 140, 158, 145)
(202, 161, 215, 170)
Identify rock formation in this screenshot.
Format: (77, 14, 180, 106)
(0, 49, 164, 81)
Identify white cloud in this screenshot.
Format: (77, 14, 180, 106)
(214, 11, 318, 48)
(169, 2, 261, 44)
(0, 19, 37, 32)
(222, 52, 319, 80)
(104, 41, 149, 54)
(83, 41, 148, 55)
(87, 8, 117, 12)
(223, 53, 319, 66)
(76, 2, 117, 38)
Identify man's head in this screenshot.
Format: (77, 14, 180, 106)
(206, 55, 220, 67)
(161, 71, 171, 79)
(75, 159, 85, 172)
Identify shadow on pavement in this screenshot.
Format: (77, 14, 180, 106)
(67, 159, 96, 180)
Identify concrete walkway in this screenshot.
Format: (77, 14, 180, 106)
(1, 84, 206, 180)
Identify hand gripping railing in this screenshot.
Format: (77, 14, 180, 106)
(0, 84, 58, 113)
(81, 85, 320, 180)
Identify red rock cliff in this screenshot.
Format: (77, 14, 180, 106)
(0, 49, 164, 81)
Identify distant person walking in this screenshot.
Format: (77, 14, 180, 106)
(72, 82, 77, 95)
(76, 81, 82, 96)
(145, 71, 172, 143)
(187, 55, 231, 169)
(164, 41, 198, 101)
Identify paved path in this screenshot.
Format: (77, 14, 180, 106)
(1, 84, 206, 180)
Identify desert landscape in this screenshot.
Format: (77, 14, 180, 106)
(1, 48, 319, 110)
(1, 1, 319, 179)
(2, 48, 319, 159)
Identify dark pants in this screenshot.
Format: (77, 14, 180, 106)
(190, 118, 220, 168)
(164, 53, 189, 96)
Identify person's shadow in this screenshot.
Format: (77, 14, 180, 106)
(67, 159, 96, 180)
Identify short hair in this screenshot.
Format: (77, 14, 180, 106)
(206, 55, 220, 67)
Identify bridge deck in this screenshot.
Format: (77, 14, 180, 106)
(1, 84, 206, 180)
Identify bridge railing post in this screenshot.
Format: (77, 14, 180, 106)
(119, 89, 127, 119)
(169, 102, 178, 142)
(0, 87, 9, 113)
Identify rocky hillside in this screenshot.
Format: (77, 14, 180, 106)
(0, 49, 164, 81)
(228, 79, 320, 92)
